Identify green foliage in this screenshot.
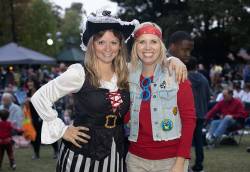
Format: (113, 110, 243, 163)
(20, 0, 58, 56)
(112, 0, 250, 62)
(61, 3, 85, 48)
(0, 0, 85, 57)
(187, 0, 250, 49)
(0, 0, 59, 56)
(0, 0, 32, 45)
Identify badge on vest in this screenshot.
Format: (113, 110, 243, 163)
(172, 106, 178, 116)
(160, 80, 166, 89)
(160, 78, 174, 89)
(161, 118, 173, 131)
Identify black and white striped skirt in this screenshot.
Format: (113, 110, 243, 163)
(56, 139, 124, 172)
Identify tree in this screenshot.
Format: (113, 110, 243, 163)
(51, 4, 64, 29)
(111, 0, 250, 64)
(19, 0, 58, 56)
(0, 0, 32, 45)
(60, 3, 85, 48)
(0, 0, 60, 56)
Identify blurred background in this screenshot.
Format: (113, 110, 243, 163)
(1, 0, 250, 172)
(1, 0, 250, 64)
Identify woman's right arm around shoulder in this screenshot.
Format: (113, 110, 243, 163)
(31, 64, 90, 147)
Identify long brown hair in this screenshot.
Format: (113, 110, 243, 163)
(84, 30, 129, 89)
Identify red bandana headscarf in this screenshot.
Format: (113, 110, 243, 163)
(134, 24, 162, 39)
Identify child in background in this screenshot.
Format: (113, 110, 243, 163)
(0, 109, 19, 170)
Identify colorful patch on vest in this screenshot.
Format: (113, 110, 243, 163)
(161, 118, 173, 131)
(172, 106, 178, 115)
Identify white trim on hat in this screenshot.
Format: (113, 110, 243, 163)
(80, 10, 139, 51)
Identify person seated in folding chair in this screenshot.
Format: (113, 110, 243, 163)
(205, 88, 248, 145)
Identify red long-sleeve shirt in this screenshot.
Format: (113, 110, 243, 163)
(206, 98, 247, 120)
(0, 120, 23, 144)
(0, 120, 13, 144)
(126, 79, 196, 160)
(0, 121, 12, 139)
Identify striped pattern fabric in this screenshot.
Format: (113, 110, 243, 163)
(56, 139, 124, 172)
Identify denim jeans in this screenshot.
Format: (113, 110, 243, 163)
(208, 116, 235, 138)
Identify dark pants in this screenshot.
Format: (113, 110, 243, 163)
(31, 122, 42, 157)
(0, 143, 15, 167)
(52, 142, 59, 153)
(193, 118, 204, 168)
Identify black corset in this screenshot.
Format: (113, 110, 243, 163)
(63, 73, 130, 160)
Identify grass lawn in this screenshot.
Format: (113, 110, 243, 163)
(191, 135, 250, 172)
(1, 144, 56, 172)
(1, 136, 250, 172)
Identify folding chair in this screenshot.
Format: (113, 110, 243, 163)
(225, 102, 250, 145)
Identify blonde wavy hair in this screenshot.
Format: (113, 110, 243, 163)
(130, 22, 167, 72)
(84, 30, 129, 89)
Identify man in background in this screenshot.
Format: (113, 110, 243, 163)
(0, 92, 23, 129)
(168, 30, 194, 64)
(168, 31, 209, 172)
(187, 57, 210, 172)
(206, 88, 247, 144)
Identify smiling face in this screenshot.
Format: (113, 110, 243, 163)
(93, 30, 121, 65)
(136, 33, 161, 67)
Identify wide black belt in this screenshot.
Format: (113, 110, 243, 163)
(74, 114, 123, 129)
(64, 114, 124, 160)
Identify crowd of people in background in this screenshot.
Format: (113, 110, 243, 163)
(0, 62, 74, 125)
(1, 59, 250, 106)
(0, 63, 75, 170)
(1, 43, 250, 171)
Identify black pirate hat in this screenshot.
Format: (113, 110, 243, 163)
(81, 10, 139, 50)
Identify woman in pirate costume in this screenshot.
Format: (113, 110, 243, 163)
(31, 11, 138, 172)
(31, 11, 187, 172)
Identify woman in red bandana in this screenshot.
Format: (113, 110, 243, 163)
(125, 22, 196, 172)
